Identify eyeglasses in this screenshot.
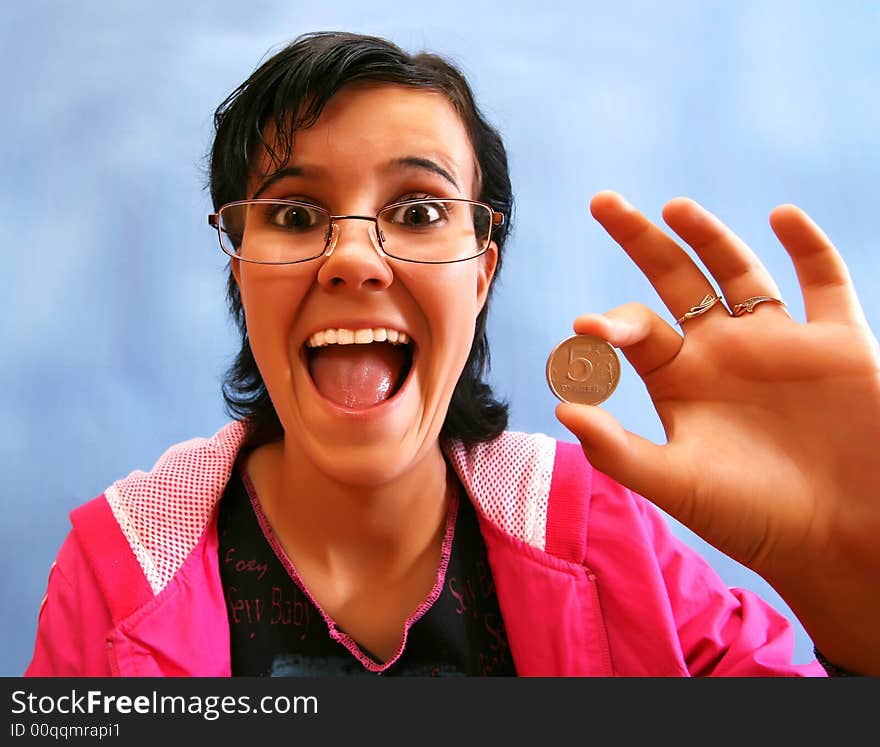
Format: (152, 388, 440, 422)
(208, 198, 504, 265)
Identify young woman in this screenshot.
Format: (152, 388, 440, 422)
(26, 31, 880, 676)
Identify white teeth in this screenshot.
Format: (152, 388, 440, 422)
(307, 327, 411, 347)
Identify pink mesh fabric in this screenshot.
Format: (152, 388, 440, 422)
(105, 424, 557, 595)
(446, 432, 556, 552)
(104, 421, 248, 595)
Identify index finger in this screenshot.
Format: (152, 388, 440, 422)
(589, 191, 725, 325)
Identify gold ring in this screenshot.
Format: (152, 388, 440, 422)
(732, 296, 786, 317)
(676, 293, 723, 325)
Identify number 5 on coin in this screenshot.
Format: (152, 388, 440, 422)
(546, 334, 621, 405)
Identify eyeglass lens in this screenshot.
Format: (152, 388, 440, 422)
(218, 200, 491, 263)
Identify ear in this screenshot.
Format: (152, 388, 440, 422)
(231, 258, 242, 296)
(475, 240, 499, 312)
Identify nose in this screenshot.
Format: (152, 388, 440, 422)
(316, 217, 394, 290)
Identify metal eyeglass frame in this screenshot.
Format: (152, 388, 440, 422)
(208, 197, 505, 265)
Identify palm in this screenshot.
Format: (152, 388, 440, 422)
(557, 191, 880, 673)
(645, 313, 879, 576)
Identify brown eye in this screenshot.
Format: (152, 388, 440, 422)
(266, 203, 323, 231)
(385, 200, 447, 228)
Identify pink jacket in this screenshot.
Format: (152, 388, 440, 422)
(25, 422, 825, 677)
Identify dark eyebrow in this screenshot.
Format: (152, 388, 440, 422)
(252, 166, 305, 199)
(389, 157, 459, 190)
(251, 157, 460, 198)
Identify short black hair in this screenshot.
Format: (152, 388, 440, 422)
(208, 31, 513, 447)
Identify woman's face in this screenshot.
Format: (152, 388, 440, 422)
(232, 84, 498, 487)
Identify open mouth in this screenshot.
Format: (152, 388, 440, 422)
(305, 327, 414, 410)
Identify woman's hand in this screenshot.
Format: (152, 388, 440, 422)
(556, 190, 880, 674)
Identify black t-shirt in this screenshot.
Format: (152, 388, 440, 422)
(217, 465, 517, 676)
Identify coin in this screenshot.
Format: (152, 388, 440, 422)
(546, 334, 620, 405)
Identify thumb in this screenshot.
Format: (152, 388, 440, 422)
(555, 402, 674, 506)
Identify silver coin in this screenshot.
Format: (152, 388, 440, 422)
(546, 334, 620, 405)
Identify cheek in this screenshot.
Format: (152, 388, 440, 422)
(401, 268, 482, 355)
(238, 269, 311, 364)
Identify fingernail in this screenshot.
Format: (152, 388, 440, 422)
(617, 195, 634, 210)
(605, 318, 632, 338)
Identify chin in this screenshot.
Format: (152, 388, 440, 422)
(281, 348, 456, 485)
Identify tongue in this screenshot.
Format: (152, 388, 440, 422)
(308, 342, 409, 409)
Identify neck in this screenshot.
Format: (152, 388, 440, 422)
(245, 438, 453, 579)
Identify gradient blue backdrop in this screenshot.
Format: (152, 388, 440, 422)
(4, 0, 878, 675)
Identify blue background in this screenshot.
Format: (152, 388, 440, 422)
(3, 0, 878, 675)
